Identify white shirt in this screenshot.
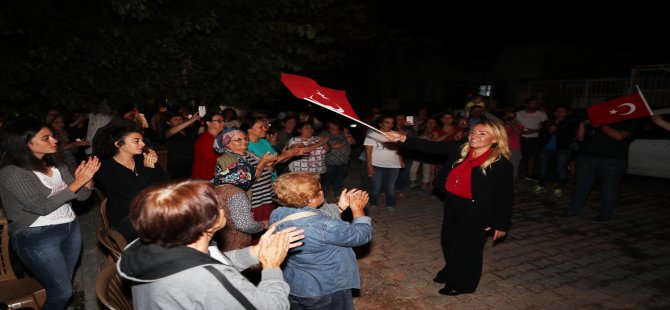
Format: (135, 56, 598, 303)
(31, 167, 76, 227)
(364, 130, 402, 168)
(516, 110, 548, 138)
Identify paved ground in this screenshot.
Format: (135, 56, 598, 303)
(69, 162, 670, 309)
(353, 173, 670, 309)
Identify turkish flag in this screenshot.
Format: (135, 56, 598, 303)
(281, 73, 374, 130)
(587, 91, 653, 127)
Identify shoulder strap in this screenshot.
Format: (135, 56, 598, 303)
(204, 265, 257, 310)
(271, 211, 318, 228)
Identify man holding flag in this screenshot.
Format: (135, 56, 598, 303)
(561, 90, 651, 223)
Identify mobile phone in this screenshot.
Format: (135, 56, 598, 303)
(406, 116, 414, 125)
(198, 106, 206, 117)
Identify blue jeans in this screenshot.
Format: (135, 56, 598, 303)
(321, 163, 349, 198)
(11, 220, 82, 310)
(539, 149, 570, 188)
(370, 166, 399, 207)
(395, 157, 414, 192)
(568, 156, 627, 218)
(289, 289, 353, 310)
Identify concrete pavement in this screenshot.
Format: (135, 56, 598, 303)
(69, 162, 670, 309)
(352, 172, 670, 309)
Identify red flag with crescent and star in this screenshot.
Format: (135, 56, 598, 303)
(281, 73, 382, 133)
(586, 90, 653, 127)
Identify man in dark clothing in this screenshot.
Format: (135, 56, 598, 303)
(563, 118, 640, 223)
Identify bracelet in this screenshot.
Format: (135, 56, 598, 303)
(337, 204, 346, 212)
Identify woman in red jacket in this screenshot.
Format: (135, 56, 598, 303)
(385, 119, 513, 296)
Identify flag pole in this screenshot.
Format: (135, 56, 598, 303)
(302, 99, 384, 135)
(333, 111, 384, 135)
(635, 85, 654, 115)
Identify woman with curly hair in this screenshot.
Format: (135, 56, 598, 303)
(93, 125, 166, 240)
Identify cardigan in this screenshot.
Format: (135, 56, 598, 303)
(0, 164, 92, 235)
(402, 137, 513, 231)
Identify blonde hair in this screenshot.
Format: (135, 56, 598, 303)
(454, 120, 511, 175)
(273, 172, 321, 208)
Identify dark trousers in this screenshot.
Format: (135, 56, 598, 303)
(289, 289, 353, 310)
(436, 193, 487, 292)
(321, 163, 349, 198)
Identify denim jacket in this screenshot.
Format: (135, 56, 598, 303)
(269, 205, 373, 298)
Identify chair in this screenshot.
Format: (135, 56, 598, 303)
(96, 227, 128, 262)
(94, 186, 107, 203)
(156, 146, 168, 174)
(96, 263, 133, 310)
(0, 209, 46, 309)
(100, 198, 109, 229)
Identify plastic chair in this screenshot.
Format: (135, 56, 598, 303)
(0, 210, 46, 309)
(100, 198, 109, 229)
(96, 263, 133, 310)
(94, 186, 107, 203)
(96, 227, 128, 262)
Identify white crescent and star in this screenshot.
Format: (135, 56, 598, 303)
(305, 90, 345, 113)
(608, 103, 637, 116)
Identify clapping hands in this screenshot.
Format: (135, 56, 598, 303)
(337, 188, 369, 212)
(72, 156, 101, 190)
(143, 149, 158, 168)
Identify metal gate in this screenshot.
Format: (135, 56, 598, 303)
(527, 79, 628, 110)
(528, 64, 670, 110)
(629, 64, 670, 108)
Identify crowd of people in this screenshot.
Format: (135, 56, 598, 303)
(0, 97, 668, 308)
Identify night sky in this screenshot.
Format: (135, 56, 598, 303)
(382, 3, 670, 63)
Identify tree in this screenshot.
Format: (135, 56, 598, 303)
(0, 0, 386, 116)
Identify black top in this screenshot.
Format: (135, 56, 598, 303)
(94, 155, 167, 238)
(580, 119, 641, 160)
(401, 136, 514, 231)
(164, 126, 198, 179)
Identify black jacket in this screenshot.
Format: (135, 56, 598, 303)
(401, 137, 513, 231)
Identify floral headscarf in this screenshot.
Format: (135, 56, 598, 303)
(214, 127, 244, 154)
(210, 160, 256, 191)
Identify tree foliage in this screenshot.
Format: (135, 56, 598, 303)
(0, 0, 385, 115)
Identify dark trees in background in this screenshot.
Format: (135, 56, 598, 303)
(0, 0, 386, 116)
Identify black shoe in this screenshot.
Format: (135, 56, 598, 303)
(592, 215, 611, 224)
(438, 287, 472, 296)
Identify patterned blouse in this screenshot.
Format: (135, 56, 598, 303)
(288, 136, 327, 174)
(320, 130, 351, 166)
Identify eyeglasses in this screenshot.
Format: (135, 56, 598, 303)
(231, 137, 249, 142)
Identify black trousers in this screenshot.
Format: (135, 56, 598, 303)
(436, 193, 487, 292)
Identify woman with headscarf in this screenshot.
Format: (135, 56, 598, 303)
(213, 128, 277, 223)
(211, 161, 267, 251)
